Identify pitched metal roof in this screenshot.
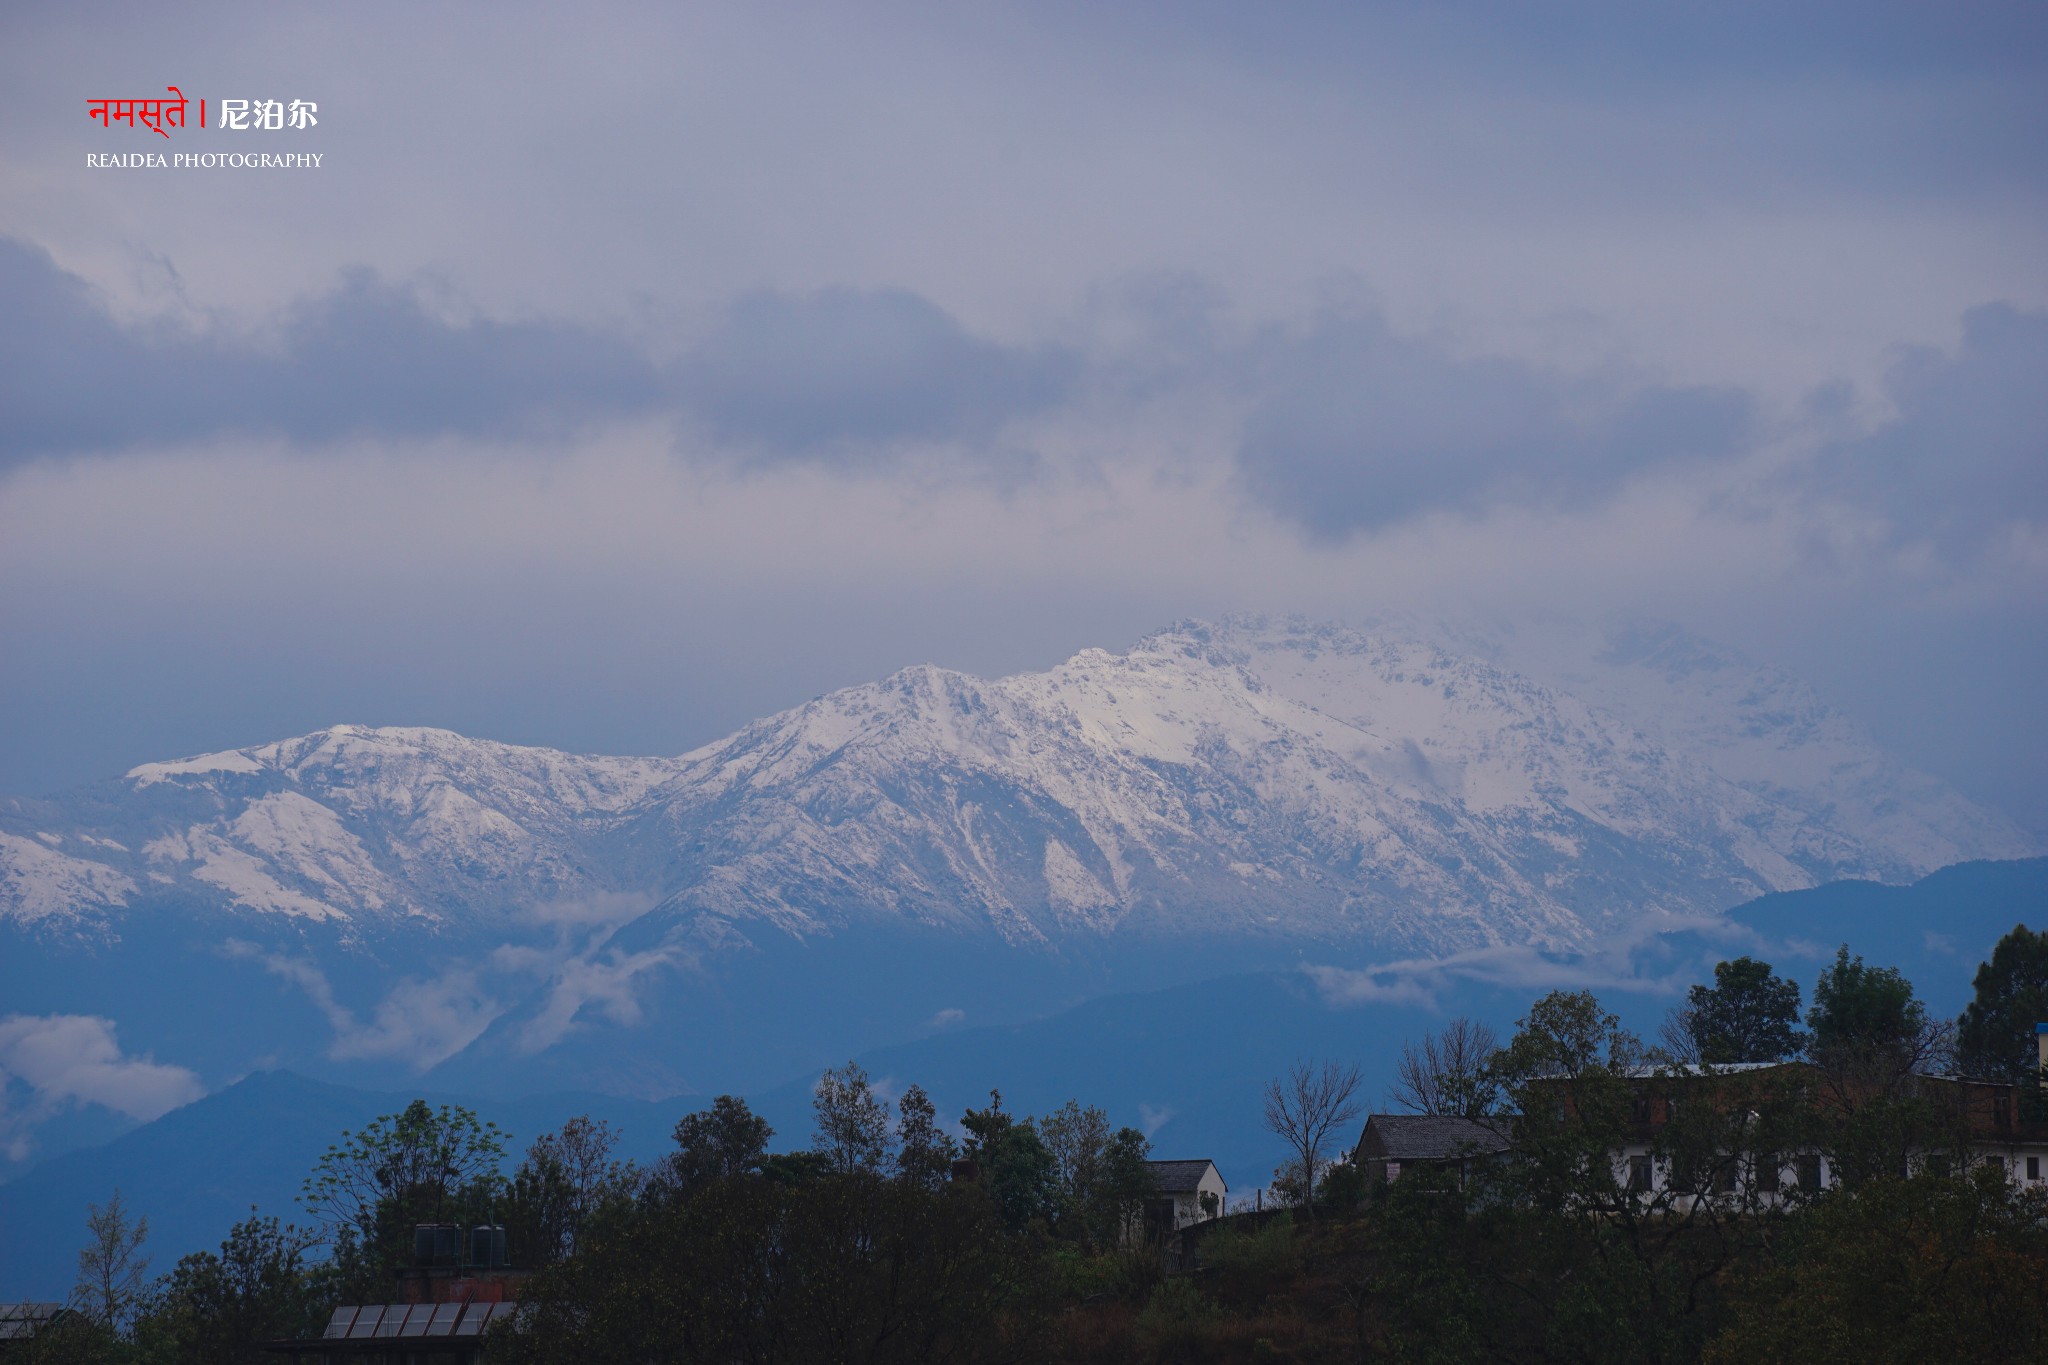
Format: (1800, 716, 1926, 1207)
(1146, 1158, 1222, 1193)
(1358, 1114, 1511, 1161)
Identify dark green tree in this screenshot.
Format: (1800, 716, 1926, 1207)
(658, 1094, 772, 1200)
(1804, 948, 1963, 1187)
(1090, 1126, 1155, 1246)
(131, 1212, 329, 1364)
(1037, 1100, 1109, 1238)
(986, 1123, 1057, 1233)
(957, 1091, 1057, 1231)
(495, 1164, 1049, 1362)
(1807, 946, 1928, 1054)
(504, 1116, 639, 1267)
(1707, 1164, 2048, 1364)
(299, 1100, 506, 1295)
(812, 1060, 894, 1176)
(1440, 989, 1790, 1362)
(893, 1084, 956, 1191)
(1671, 957, 1804, 1064)
(959, 1089, 1014, 1160)
(1957, 923, 2048, 1086)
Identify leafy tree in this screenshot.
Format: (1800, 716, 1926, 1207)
(1707, 1165, 2048, 1364)
(1957, 923, 2048, 1086)
(1038, 1100, 1110, 1236)
(1808, 946, 1929, 1055)
(658, 1094, 772, 1200)
(1092, 1126, 1155, 1245)
(505, 1116, 639, 1266)
(959, 1089, 1014, 1160)
(812, 1060, 894, 1176)
(986, 1122, 1058, 1232)
(299, 1100, 505, 1294)
(1802, 947, 1962, 1184)
(1457, 989, 1795, 1361)
(893, 1083, 956, 1190)
(497, 1163, 1049, 1362)
(1669, 957, 1804, 1064)
(131, 1211, 329, 1364)
(761, 1150, 835, 1185)
(74, 1188, 150, 1334)
(12, 1312, 121, 1365)
(951, 1091, 1059, 1232)
(1390, 1016, 1499, 1117)
(1317, 1154, 1371, 1211)
(1262, 1059, 1363, 1220)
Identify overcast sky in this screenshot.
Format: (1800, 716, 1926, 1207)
(2, 1, 2044, 832)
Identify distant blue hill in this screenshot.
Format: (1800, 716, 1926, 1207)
(1703, 856, 2047, 1018)
(4, 857, 2040, 1300)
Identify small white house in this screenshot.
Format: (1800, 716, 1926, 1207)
(1145, 1159, 1228, 1231)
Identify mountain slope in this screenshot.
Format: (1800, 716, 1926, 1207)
(2, 618, 2031, 960)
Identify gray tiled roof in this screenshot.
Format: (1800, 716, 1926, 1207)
(1358, 1114, 1511, 1161)
(1146, 1158, 1221, 1193)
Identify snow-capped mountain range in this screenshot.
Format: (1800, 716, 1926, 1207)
(2, 617, 2032, 957)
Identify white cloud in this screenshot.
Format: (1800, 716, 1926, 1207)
(0, 1013, 204, 1162)
(225, 940, 502, 1070)
(1303, 935, 1704, 1013)
(329, 968, 500, 1068)
(514, 946, 682, 1055)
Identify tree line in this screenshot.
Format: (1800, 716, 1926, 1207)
(14, 922, 2048, 1363)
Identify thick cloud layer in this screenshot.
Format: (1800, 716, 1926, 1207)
(0, 239, 665, 460)
(682, 288, 1077, 463)
(0, 0, 2043, 845)
(1235, 308, 1757, 536)
(1816, 303, 2048, 555)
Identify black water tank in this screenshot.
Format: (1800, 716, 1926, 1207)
(470, 1224, 507, 1269)
(413, 1224, 461, 1268)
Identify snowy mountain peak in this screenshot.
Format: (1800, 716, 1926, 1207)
(2, 620, 2034, 953)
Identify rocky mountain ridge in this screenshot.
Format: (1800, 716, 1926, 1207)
(2, 617, 2031, 957)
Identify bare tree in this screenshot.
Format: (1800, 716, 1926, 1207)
(1262, 1059, 1363, 1221)
(1390, 1017, 1501, 1117)
(74, 1188, 149, 1331)
(1659, 1003, 1704, 1065)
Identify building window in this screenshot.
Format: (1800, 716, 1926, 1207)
(2029, 1156, 2041, 1182)
(1668, 1159, 1697, 1196)
(1796, 1154, 1823, 1192)
(1628, 1154, 1652, 1192)
(1754, 1155, 1780, 1195)
(1711, 1159, 1738, 1196)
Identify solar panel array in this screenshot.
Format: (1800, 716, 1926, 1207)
(321, 1301, 514, 1340)
(0, 1304, 67, 1342)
